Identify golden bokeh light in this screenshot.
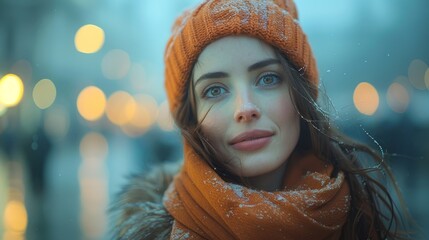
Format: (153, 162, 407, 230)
(0, 104, 7, 117)
(79, 132, 109, 161)
(33, 79, 56, 109)
(353, 82, 379, 116)
(3, 200, 28, 232)
(79, 177, 108, 239)
(101, 49, 131, 80)
(106, 91, 136, 126)
(120, 124, 145, 137)
(121, 94, 159, 137)
(387, 82, 410, 113)
(130, 94, 158, 129)
(79, 131, 109, 239)
(408, 59, 427, 90)
(3, 231, 25, 240)
(157, 100, 175, 131)
(77, 86, 106, 121)
(0, 74, 24, 107)
(75, 24, 105, 54)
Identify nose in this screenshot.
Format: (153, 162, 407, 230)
(234, 93, 261, 122)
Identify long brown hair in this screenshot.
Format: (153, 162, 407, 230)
(173, 47, 411, 239)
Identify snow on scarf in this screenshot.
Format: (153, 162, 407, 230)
(163, 143, 350, 240)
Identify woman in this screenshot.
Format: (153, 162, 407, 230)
(111, 0, 409, 239)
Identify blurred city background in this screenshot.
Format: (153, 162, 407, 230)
(0, 0, 428, 239)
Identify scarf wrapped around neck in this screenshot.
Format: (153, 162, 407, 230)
(163, 143, 350, 240)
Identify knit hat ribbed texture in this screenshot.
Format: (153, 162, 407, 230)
(164, 0, 318, 113)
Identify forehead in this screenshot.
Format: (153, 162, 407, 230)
(193, 36, 277, 78)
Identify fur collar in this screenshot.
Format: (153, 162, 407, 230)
(110, 161, 181, 239)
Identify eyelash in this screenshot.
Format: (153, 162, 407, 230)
(256, 72, 281, 87)
(202, 84, 228, 99)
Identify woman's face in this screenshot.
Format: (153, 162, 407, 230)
(192, 36, 300, 177)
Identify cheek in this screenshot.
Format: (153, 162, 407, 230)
(267, 94, 299, 126)
(199, 106, 228, 141)
(269, 95, 300, 154)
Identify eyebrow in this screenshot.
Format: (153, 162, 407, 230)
(194, 72, 228, 87)
(248, 58, 280, 72)
(194, 58, 280, 87)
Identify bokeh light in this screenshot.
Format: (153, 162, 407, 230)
(2, 160, 26, 240)
(77, 86, 106, 121)
(0, 74, 24, 107)
(121, 94, 159, 137)
(78, 132, 108, 239)
(353, 82, 379, 116)
(33, 79, 56, 109)
(79, 176, 108, 240)
(157, 100, 175, 131)
(408, 59, 428, 90)
(130, 94, 158, 129)
(106, 91, 136, 126)
(74, 24, 105, 54)
(3, 231, 24, 240)
(79, 132, 109, 160)
(0, 104, 7, 117)
(3, 200, 28, 232)
(101, 49, 131, 80)
(387, 82, 410, 113)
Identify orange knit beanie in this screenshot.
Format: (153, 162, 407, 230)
(164, 0, 319, 113)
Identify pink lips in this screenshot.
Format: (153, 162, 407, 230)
(229, 130, 274, 152)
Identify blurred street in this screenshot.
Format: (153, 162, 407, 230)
(1, 128, 182, 240)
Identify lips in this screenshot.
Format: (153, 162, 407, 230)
(229, 130, 274, 152)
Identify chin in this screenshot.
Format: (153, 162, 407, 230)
(233, 160, 285, 177)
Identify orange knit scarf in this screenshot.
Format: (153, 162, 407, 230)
(163, 144, 350, 240)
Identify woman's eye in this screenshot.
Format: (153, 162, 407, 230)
(203, 86, 227, 98)
(257, 73, 281, 87)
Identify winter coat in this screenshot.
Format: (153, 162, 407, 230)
(110, 161, 182, 239)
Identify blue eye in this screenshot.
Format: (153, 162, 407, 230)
(203, 86, 227, 98)
(257, 73, 281, 87)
